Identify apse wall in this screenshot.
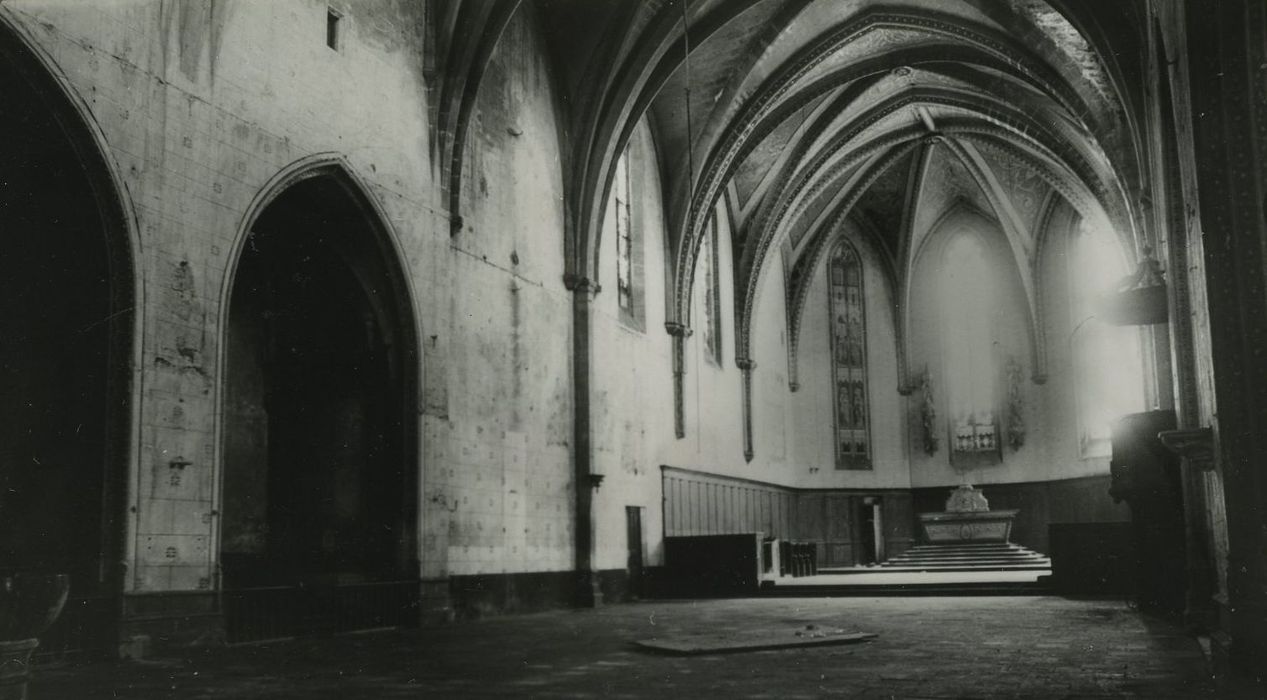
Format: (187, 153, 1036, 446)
(791, 225, 912, 489)
(903, 203, 1130, 550)
(905, 204, 1093, 488)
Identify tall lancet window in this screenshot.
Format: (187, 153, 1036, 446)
(699, 210, 722, 365)
(1070, 220, 1145, 455)
(613, 151, 634, 313)
(941, 234, 999, 458)
(828, 239, 870, 469)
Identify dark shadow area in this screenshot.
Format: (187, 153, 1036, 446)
(0, 24, 133, 658)
(221, 174, 419, 642)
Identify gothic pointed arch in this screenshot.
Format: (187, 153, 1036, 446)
(0, 9, 139, 654)
(216, 155, 422, 641)
(826, 237, 872, 469)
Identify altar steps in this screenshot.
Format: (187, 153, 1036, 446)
(762, 542, 1052, 596)
(867, 543, 1052, 573)
(762, 578, 1050, 597)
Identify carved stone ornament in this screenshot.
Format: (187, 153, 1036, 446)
(944, 484, 990, 513)
(665, 322, 692, 439)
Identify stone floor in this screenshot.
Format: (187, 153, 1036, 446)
(32, 596, 1226, 699)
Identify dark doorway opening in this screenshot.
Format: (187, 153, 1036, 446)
(857, 497, 883, 565)
(221, 172, 419, 643)
(0, 24, 134, 658)
(625, 506, 644, 600)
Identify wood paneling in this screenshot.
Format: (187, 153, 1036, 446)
(663, 469, 796, 538)
(661, 467, 914, 567)
(662, 468, 1119, 562)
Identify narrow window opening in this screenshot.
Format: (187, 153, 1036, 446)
(614, 150, 634, 313)
(700, 210, 723, 365)
(326, 8, 342, 51)
(828, 239, 871, 469)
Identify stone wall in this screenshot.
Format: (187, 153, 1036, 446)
(0, 0, 575, 616)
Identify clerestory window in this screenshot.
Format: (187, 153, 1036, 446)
(614, 150, 634, 315)
(699, 210, 723, 365)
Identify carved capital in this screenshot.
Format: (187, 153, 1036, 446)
(665, 321, 693, 338)
(735, 358, 757, 371)
(564, 274, 601, 296)
(449, 214, 464, 236)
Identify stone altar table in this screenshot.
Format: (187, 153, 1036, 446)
(918, 485, 1018, 544)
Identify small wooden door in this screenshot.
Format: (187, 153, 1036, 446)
(625, 506, 644, 599)
(857, 496, 884, 565)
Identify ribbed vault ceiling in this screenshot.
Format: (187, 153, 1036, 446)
(438, 0, 1147, 379)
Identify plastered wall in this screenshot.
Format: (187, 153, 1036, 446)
(905, 204, 1115, 488)
(423, 8, 574, 580)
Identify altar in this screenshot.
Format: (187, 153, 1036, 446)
(918, 485, 1017, 544)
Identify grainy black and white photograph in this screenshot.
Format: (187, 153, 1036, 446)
(1, 0, 1264, 697)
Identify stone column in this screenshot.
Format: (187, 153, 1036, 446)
(666, 322, 692, 439)
(737, 358, 757, 462)
(1184, 0, 1267, 680)
(567, 276, 602, 606)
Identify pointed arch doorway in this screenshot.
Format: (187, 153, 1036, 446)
(0, 19, 137, 657)
(219, 164, 420, 643)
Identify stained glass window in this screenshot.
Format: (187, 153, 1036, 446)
(828, 239, 870, 469)
(614, 151, 633, 313)
(700, 211, 722, 365)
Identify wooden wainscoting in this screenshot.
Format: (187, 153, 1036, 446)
(661, 467, 914, 567)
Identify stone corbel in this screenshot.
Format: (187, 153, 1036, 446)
(563, 273, 600, 296)
(1158, 427, 1215, 471)
(666, 322, 693, 439)
(737, 357, 757, 462)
